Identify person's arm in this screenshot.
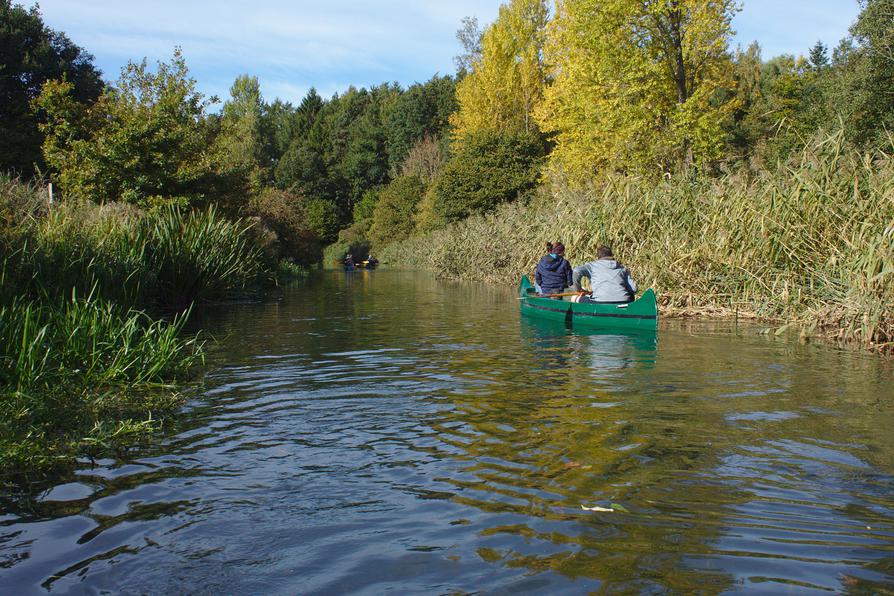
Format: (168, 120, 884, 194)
(572, 264, 588, 292)
(564, 262, 573, 288)
(535, 261, 543, 286)
(624, 268, 637, 295)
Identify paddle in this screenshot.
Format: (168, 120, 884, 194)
(543, 290, 587, 298)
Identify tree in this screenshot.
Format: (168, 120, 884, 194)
(847, 0, 894, 145)
(432, 129, 545, 223)
(454, 16, 483, 74)
(809, 41, 830, 70)
(215, 75, 268, 198)
(450, 0, 550, 142)
(336, 84, 399, 214)
(35, 49, 233, 205)
(399, 135, 446, 182)
(275, 91, 340, 201)
(262, 98, 295, 160)
(352, 187, 380, 222)
(302, 197, 341, 243)
(383, 75, 456, 173)
(536, 0, 738, 178)
(723, 43, 765, 156)
(0, 0, 102, 176)
(368, 175, 426, 248)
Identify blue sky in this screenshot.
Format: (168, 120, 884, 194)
(29, 0, 861, 107)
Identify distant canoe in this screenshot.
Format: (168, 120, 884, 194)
(519, 275, 658, 331)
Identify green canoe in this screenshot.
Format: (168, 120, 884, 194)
(519, 275, 658, 331)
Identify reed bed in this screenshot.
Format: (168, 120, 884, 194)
(0, 186, 272, 481)
(0, 293, 202, 480)
(6, 202, 271, 309)
(383, 132, 894, 351)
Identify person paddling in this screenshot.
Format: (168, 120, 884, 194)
(535, 241, 573, 297)
(572, 245, 637, 303)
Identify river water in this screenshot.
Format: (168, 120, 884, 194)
(2, 270, 893, 594)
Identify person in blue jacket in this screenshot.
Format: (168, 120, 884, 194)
(535, 241, 573, 297)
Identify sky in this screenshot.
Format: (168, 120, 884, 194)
(28, 0, 862, 107)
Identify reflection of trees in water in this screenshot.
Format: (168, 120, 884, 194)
(420, 319, 746, 591)
(425, 321, 894, 591)
(189, 273, 894, 591)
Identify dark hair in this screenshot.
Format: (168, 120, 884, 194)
(546, 241, 553, 253)
(596, 245, 613, 258)
(553, 242, 565, 256)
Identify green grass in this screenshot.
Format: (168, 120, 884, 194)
(0, 187, 274, 484)
(0, 292, 203, 483)
(383, 131, 894, 350)
(5, 202, 271, 309)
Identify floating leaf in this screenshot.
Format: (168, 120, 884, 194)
(581, 504, 613, 512)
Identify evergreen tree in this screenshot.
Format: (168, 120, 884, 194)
(809, 40, 830, 70)
(384, 75, 456, 173)
(432, 129, 545, 223)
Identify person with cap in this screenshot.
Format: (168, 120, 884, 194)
(572, 245, 637, 303)
(535, 241, 573, 297)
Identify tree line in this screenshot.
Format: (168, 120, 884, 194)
(2, 0, 892, 263)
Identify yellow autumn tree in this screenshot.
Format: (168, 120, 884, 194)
(450, 0, 550, 142)
(536, 0, 738, 179)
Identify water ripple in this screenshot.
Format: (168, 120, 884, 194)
(1, 271, 893, 593)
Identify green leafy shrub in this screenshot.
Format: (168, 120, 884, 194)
(33, 50, 240, 207)
(368, 175, 426, 249)
(413, 185, 444, 234)
(302, 197, 341, 244)
(353, 187, 380, 222)
(432, 129, 546, 223)
(247, 188, 322, 265)
(324, 219, 372, 266)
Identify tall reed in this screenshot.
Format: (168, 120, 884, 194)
(383, 132, 894, 350)
(4, 202, 271, 309)
(0, 292, 203, 479)
(0, 187, 271, 480)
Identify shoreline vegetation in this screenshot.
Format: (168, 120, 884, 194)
(0, 178, 282, 485)
(382, 132, 894, 353)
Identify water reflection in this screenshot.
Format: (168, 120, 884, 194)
(1, 271, 892, 593)
(520, 317, 657, 377)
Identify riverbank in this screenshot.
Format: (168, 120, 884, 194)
(382, 133, 894, 352)
(0, 180, 276, 485)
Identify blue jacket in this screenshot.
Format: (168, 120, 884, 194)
(573, 259, 637, 302)
(535, 255, 573, 294)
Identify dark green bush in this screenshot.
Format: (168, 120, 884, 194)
(247, 188, 322, 265)
(369, 175, 426, 249)
(432, 129, 546, 223)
